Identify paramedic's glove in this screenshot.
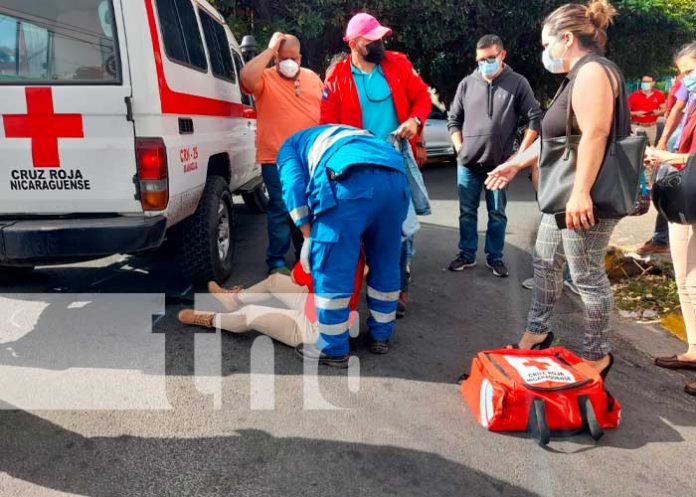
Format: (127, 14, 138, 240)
(300, 237, 311, 273)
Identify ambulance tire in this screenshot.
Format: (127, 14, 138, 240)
(241, 182, 269, 214)
(0, 265, 35, 280)
(175, 176, 236, 286)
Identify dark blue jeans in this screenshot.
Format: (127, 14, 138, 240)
(457, 165, 507, 264)
(652, 211, 669, 245)
(262, 164, 301, 272)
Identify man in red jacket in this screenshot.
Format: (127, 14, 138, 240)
(320, 12, 431, 316)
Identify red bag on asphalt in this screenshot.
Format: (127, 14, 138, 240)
(461, 347, 621, 446)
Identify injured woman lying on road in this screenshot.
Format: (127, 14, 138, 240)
(178, 257, 364, 348)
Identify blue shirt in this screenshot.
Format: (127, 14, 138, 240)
(351, 64, 400, 140)
(277, 125, 406, 226)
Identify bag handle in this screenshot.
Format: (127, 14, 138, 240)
(564, 56, 625, 159)
(578, 395, 604, 441)
(527, 398, 551, 446)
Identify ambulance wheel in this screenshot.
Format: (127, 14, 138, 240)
(176, 176, 236, 286)
(242, 182, 269, 214)
(0, 265, 35, 279)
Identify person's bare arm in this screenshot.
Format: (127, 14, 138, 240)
(518, 128, 539, 154)
(656, 99, 687, 150)
(566, 62, 615, 230)
(240, 32, 285, 94)
(484, 139, 540, 191)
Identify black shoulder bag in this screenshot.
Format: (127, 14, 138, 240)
(537, 62, 647, 219)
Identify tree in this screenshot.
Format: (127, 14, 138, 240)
(210, 0, 696, 106)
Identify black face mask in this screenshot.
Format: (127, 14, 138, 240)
(364, 40, 385, 64)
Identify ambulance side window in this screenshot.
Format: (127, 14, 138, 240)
(232, 50, 254, 107)
(155, 0, 207, 71)
(199, 10, 236, 83)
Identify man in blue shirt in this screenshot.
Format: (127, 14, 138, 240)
(277, 125, 410, 367)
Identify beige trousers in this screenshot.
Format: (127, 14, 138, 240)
(215, 273, 316, 347)
(668, 223, 696, 345)
(631, 123, 658, 146)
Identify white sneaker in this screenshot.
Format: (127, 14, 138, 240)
(521, 277, 534, 290)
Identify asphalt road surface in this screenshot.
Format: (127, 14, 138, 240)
(1, 165, 695, 497)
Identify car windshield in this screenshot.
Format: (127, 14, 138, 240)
(0, 0, 120, 84)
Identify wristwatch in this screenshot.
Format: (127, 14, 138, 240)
(412, 116, 423, 128)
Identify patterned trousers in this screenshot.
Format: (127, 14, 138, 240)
(527, 214, 618, 360)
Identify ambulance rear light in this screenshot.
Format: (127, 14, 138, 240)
(136, 138, 169, 211)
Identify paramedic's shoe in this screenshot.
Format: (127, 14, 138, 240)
(178, 309, 215, 329)
(208, 281, 242, 311)
(295, 343, 349, 369)
(368, 339, 390, 355)
(396, 291, 408, 318)
(486, 260, 509, 278)
(448, 255, 476, 272)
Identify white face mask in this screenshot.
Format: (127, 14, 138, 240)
(278, 59, 300, 79)
(542, 37, 568, 74)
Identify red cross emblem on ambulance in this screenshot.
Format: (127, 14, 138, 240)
(2, 87, 84, 168)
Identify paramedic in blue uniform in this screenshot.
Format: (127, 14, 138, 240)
(277, 124, 410, 367)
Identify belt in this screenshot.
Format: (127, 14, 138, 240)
(633, 123, 657, 127)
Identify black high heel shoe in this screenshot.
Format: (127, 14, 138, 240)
(509, 331, 555, 350)
(532, 332, 555, 350)
(599, 353, 615, 381)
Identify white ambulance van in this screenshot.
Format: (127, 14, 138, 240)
(0, 0, 266, 284)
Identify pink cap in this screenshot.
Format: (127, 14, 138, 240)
(344, 13, 392, 42)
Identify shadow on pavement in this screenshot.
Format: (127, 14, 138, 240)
(0, 405, 542, 497)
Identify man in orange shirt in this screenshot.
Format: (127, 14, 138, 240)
(241, 33, 323, 274)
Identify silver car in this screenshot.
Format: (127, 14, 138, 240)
(424, 108, 455, 162)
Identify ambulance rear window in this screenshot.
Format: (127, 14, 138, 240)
(0, 1, 121, 84)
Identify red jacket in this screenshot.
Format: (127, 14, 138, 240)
(291, 254, 366, 324)
(320, 51, 431, 156)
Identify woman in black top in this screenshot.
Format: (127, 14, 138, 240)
(485, 0, 624, 378)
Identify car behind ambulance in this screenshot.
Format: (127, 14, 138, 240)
(0, 0, 266, 284)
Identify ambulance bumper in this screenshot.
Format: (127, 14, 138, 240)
(0, 216, 167, 265)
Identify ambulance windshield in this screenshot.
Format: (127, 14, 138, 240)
(0, 0, 120, 83)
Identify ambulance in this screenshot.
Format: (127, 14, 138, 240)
(0, 0, 266, 284)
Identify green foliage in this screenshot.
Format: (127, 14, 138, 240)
(210, 0, 696, 106)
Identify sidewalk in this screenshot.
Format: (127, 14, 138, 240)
(610, 206, 659, 251)
(609, 207, 688, 357)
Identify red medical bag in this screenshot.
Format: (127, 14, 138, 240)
(461, 347, 621, 446)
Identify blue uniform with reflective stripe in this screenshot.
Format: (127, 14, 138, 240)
(277, 125, 410, 356)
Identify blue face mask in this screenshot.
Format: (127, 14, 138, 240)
(478, 58, 500, 79)
(542, 37, 568, 74)
(684, 72, 696, 92)
(641, 82, 653, 92)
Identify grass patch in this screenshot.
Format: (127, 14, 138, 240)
(613, 274, 680, 319)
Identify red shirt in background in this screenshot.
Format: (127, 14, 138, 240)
(628, 89, 666, 125)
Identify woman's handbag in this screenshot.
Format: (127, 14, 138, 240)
(538, 62, 647, 219)
(652, 154, 696, 224)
